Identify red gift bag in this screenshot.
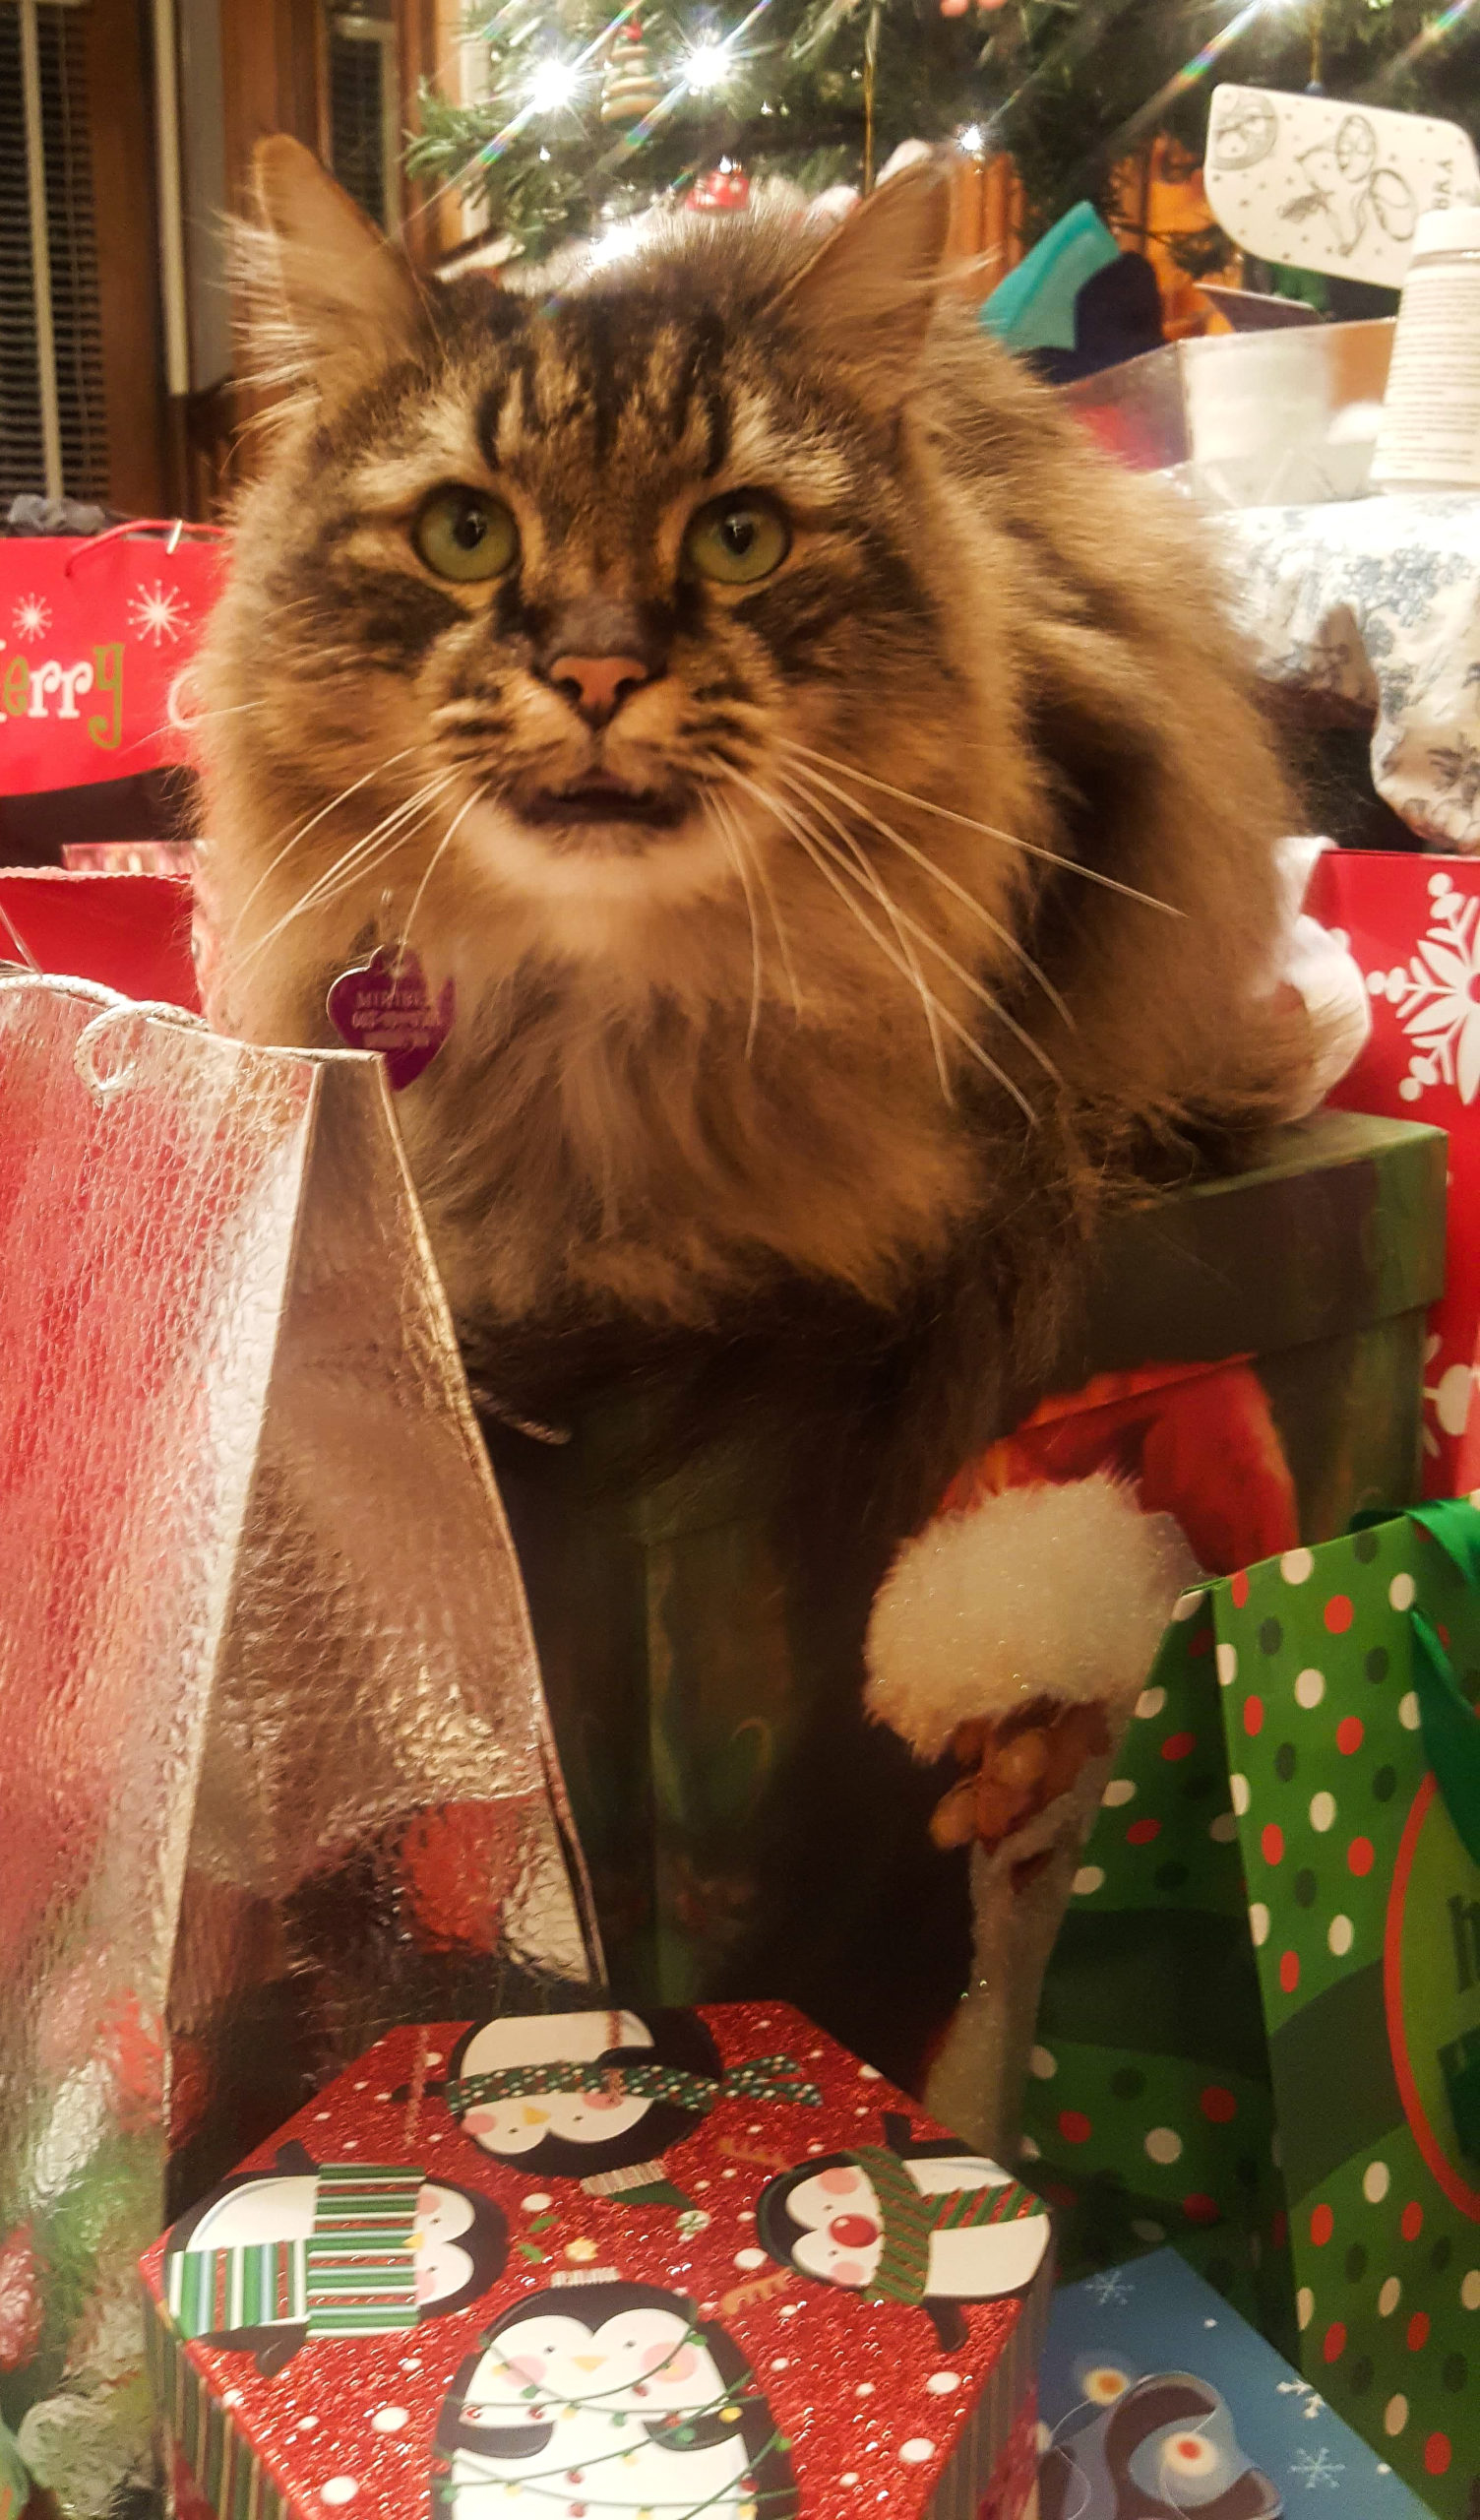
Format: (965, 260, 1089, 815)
(1306, 849, 1480, 1492)
(0, 869, 199, 1010)
(0, 523, 226, 794)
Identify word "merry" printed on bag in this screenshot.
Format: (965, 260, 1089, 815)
(0, 644, 124, 749)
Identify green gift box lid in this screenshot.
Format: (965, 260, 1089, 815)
(1069, 1110, 1447, 1377)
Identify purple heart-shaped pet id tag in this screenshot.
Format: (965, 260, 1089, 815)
(327, 945, 456, 1091)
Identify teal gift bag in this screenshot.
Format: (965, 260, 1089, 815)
(1024, 1501, 1480, 2518)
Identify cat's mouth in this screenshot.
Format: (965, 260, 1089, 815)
(515, 775, 692, 837)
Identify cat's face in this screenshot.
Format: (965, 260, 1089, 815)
(206, 156, 1024, 983)
(304, 268, 943, 925)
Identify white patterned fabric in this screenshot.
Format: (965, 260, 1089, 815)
(1213, 491, 1480, 850)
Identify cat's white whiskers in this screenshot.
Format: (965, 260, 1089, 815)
(780, 738, 1182, 918)
(726, 767, 952, 1097)
(333, 776, 466, 927)
(726, 767, 1037, 1123)
(286, 776, 456, 925)
(708, 797, 765, 1059)
(773, 764, 1065, 1092)
(778, 754, 1075, 1033)
(729, 799, 805, 1020)
(766, 774, 950, 1101)
(401, 781, 489, 963)
(224, 744, 422, 945)
(240, 773, 457, 967)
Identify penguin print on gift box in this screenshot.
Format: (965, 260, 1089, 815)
(755, 2111, 1050, 2352)
(161, 2140, 506, 2373)
(435, 2275, 798, 2520)
(442, 2008, 819, 2212)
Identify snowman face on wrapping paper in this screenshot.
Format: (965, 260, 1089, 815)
(162, 2142, 506, 2370)
(446, 2007, 722, 2177)
(435, 2281, 798, 2520)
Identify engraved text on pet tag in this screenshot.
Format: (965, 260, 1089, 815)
(327, 944, 455, 1091)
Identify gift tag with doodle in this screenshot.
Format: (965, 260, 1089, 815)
(1204, 87, 1480, 290)
(327, 944, 455, 1090)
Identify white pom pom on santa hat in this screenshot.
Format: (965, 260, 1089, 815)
(864, 1472, 1198, 1762)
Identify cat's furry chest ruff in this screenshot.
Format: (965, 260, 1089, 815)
(397, 946, 991, 1331)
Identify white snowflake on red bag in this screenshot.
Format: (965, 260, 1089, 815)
(1423, 1329, 1476, 1461)
(11, 595, 50, 643)
(128, 580, 191, 646)
(1366, 871, 1480, 1103)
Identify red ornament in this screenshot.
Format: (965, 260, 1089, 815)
(688, 163, 751, 214)
(0, 2227, 43, 2371)
(97, 1990, 166, 2134)
(399, 1796, 533, 1952)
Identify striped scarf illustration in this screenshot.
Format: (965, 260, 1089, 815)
(845, 2147, 1044, 2305)
(445, 2050, 821, 2118)
(165, 2166, 425, 2341)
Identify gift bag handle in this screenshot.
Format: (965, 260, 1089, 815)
(1404, 1499, 1480, 1866)
(61, 519, 228, 575)
(0, 970, 210, 1103)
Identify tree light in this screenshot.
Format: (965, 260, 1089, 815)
(685, 39, 732, 92)
(526, 57, 580, 113)
(957, 123, 985, 154)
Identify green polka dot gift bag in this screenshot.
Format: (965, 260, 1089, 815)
(1022, 1499, 1480, 2518)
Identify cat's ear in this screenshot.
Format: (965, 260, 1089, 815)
(775, 162, 952, 410)
(245, 135, 423, 388)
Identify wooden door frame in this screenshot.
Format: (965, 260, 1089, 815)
(85, 0, 169, 515)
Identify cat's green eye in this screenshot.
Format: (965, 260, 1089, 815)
(682, 495, 790, 588)
(413, 487, 519, 584)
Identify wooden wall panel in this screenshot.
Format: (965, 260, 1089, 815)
(217, 0, 321, 210)
(185, 0, 459, 507)
(86, 0, 168, 515)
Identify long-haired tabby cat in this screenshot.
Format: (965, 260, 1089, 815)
(201, 139, 1315, 1537)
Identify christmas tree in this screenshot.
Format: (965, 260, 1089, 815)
(409, 0, 1480, 268)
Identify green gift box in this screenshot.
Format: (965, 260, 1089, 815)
(1025, 1503, 1480, 2517)
(483, 1109, 1445, 2094)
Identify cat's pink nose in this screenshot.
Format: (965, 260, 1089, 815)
(550, 653, 650, 727)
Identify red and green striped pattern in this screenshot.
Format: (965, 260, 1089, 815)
(305, 2165, 422, 2334)
(146, 2294, 286, 2520)
(165, 2242, 307, 2341)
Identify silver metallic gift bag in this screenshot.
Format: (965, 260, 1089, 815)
(0, 975, 600, 2516)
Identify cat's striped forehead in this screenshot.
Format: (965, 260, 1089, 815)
(342, 276, 862, 531)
